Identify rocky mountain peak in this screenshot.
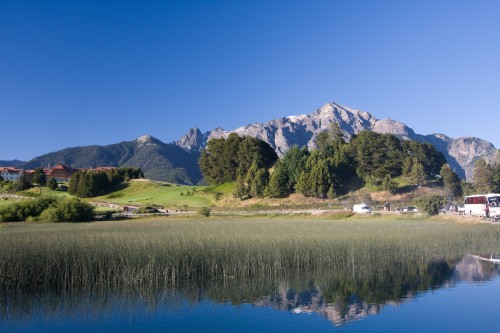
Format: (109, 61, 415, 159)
(177, 101, 496, 180)
(136, 134, 161, 147)
(372, 118, 416, 140)
(176, 128, 206, 151)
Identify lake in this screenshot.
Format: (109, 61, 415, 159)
(1, 218, 499, 332)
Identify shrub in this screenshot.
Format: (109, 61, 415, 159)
(106, 192, 124, 199)
(199, 207, 211, 217)
(47, 178, 59, 190)
(0, 197, 58, 222)
(135, 206, 160, 214)
(328, 211, 354, 220)
(413, 194, 446, 216)
(0, 197, 94, 222)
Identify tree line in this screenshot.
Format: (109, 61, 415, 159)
(198, 125, 500, 200)
(68, 167, 144, 198)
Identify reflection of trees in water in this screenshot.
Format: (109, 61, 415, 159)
(5, 255, 498, 327)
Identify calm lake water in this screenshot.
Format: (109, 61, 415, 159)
(1, 254, 499, 332)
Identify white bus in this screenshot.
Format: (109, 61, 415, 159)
(464, 194, 500, 218)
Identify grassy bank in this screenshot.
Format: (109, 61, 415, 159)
(1, 216, 499, 294)
(91, 179, 212, 209)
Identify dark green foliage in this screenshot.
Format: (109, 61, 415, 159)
(0, 197, 58, 222)
(461, 181, 475, 197)
(134, 206, 160, 214)
(39, 198, 94, 222)
(296, 154, 336, 198)
(32, 167, 46, 186)
(200, 134, 277, 185)
(267, 162, 291, 198)
(402, 157, 413, 176)
(280, 146, 309, 189)
(345, 132, 446, 185)
(473, 159, 495, 193)
(47, 177, 59, 190)
(382, 175, 398, 194)
(316, 122, 345, 156)
(440, 164, 462, 198)
(69, 167, 142, 198)
(402, 141, 446, 177)
(233, 158, 270, 199)
(0, 197, 94, 222)
(413, 194, 446, 215)
(233, 169, 249, 200)
(0, 175, 3, 182)
(410, 158, 427, 186)
(13, 172, 32, 192)
(248, 166, 269, 198)
(106, 167, 143, 185)
(346, 131, 403, 184)
(198, 206, 211, 217)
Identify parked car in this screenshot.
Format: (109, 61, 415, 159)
(353, 203, 371, 213)
(402, 206, 418, 212)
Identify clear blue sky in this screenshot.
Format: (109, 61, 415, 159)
(1, 0, 499, 161)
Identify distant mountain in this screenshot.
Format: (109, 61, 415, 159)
(178, 103, 497, 180)
(0, 160, 25, 167)
(15, 102, 497, 183)
(22, 135, 202, 185)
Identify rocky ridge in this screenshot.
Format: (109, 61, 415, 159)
(177, 102, 497, 180)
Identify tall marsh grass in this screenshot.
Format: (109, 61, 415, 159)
(1, 217, 499, 295)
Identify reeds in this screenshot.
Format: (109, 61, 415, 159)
(1, 217, 499, 294)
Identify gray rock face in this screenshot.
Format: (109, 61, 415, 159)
(175, 128, 207, 152)
(177, 102, 497, 180)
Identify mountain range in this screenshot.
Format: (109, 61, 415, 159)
(6, 102, 497, 184)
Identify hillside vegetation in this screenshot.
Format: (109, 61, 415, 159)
(92, 179, 213, 210)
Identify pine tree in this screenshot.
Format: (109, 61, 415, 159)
(473, 159, 495, 193)
(440, 164, 462, 197)
(32, 167, 46, 186)
(410, 158, 426, 186)
(382, 175, 398, 194)
(267, 163, 291, 198)
(402, 157, 413, 177)
(47, 177, 58, 190)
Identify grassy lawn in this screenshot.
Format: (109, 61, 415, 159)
(91, 179, 213, 209)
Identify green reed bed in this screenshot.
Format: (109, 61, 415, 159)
(1, 217, 499, 293)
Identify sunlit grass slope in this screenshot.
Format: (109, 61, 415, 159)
(92, 179, 212, 209)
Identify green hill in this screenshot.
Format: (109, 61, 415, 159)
(92, 179, 212, 210)
(21, 135, 202, 185)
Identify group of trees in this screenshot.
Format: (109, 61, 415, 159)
(199, 125, 452, 200)
(0, 196, 94, 222)
(199, 133, 278, 185)
(472, 154, 500, 194)
(199, 133, 278, 199)
(68, 167, 143, 198)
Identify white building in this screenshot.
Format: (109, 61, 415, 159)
(0, 167, 23, 181)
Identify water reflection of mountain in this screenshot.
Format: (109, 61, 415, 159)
(253, 255, 500, 326)
(1, 255, 499, 327)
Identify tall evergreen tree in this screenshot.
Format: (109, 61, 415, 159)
(494, 150, 500, 192)
(281, 146, 309, 189)
(402, 156, 413, 177)
(473, 159, 495, 193)
(382, 175, 398, 194)
(47, 177, 58, 190)
(410, 158, 426, 186)
(440, 164, 462, 198)
(200, 134, 277, 185)
(32, 167, 46, 186)
(267, 162, 291, 198)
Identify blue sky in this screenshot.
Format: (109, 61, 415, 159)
(1, 0, 499, 161)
